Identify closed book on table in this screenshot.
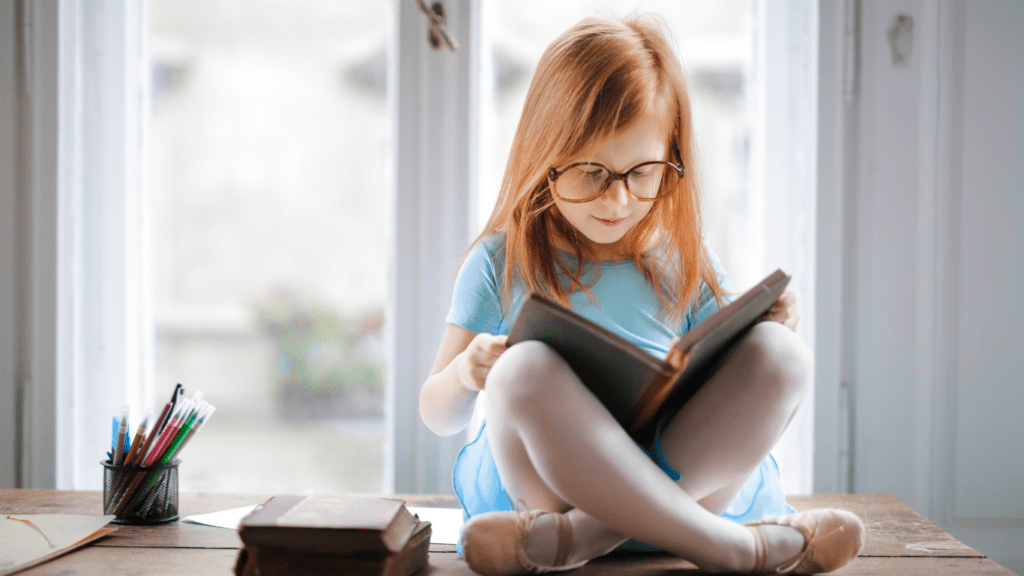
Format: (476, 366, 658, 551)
(237, 519, 431, 576)
(238, 494, 419, 556)
(507, 269, 790, 441)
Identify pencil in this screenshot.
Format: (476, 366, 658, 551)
(127, 403, 202, 517)
(113, 401, 193, 516)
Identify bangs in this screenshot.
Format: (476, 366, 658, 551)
(558, 31, 677, 162)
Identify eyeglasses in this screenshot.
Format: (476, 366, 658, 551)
(547, 156, 685, 203)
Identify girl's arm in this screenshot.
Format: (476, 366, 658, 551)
(420, 323, 507, 436)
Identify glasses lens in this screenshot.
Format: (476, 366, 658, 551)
(556, 165, 610, 201)
(626, 163, 669, 199)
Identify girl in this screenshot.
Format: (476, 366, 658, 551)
(420, 14, 865, 576)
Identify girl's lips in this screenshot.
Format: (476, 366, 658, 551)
(594, 216, 625, 226)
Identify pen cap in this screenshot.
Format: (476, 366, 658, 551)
(139, 407, 154, 432)
(190, 400, 209, 421)
(176, 399, 195, 421)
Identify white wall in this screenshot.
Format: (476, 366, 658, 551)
(833, 1, 1024, 572)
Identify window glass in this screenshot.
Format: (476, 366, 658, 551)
(150, 0, 391, 493)
(480, 0, 756, 287)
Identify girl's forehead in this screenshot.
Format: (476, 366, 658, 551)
(574, 117, 671, 164)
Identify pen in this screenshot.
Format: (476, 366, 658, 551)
(109, 384, 215, 519)
(121, 399, 197, 516)
(184, 400, 208, 430)
(137, 403, 206, 516)
(145, 400, 193, 466)
(114, 400, 191, 516)
(123, 408, 154, 466)
(160, 405, 200, 465)
(162, 384, 183, 434)
(109, 418, 119, 463)
(113, 406, 130, 466)
(141, 402, 185, 467)
(157, 399, 194, 461)
(139, 401, 173, 462)
(108, 407, 153, 503)
(174, 404, 215, 456)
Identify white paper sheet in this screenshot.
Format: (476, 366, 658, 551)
(408, 506, 463, 545)
(181, 504, 258, 529)
(183, 504, 464, 545)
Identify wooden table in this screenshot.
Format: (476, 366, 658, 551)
(0, 490, 1014, 575)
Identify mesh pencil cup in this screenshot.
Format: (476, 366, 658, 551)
(102, 459, 180, 524)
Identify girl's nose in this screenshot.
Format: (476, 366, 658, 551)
(600, 179, 631, 206)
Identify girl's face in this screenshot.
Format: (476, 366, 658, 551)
(550, 117, 668, 260)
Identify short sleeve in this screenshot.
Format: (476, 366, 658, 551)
(446, 238, 506, 334)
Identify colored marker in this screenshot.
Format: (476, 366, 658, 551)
(136, 401, 172, 464)
(113, 406, 130, 466)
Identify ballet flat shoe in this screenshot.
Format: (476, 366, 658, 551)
(745, 508, 867, 574)
(460, 508, 588, 576)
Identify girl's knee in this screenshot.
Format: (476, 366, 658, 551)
(486, 340, 570, 406)
(742, 322, 812, 401)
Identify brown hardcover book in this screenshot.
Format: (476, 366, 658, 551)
(238, 495, 419, 557)
(237, 520, 431, 576)
(507, 269, 791, 440)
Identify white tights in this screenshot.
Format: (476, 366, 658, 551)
(482, 321, 811, 573)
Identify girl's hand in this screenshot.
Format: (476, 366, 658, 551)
(459, 333, 508, 391)
(758, 289, 799, 331)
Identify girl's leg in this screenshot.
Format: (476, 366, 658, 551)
(482, 321, 810, 572)
(660, 321, 809, 501)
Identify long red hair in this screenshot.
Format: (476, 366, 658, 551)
(473, 14, 723, 323)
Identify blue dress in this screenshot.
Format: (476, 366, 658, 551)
(446, 235, 795, 552)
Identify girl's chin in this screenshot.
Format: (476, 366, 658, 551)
(584, 226, 629, 243)
(578, 232, 631, 257)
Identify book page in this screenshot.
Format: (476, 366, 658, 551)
(0, 514, 116, 576)
(276, 495, 401, 530)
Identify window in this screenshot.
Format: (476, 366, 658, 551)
(3, 0, 813, 496)
(149, 1, 392, 493)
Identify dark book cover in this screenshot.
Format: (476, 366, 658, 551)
(238, 494, 419, 557)
(507, 269, 790, 440)
(237, 520, 432, 576)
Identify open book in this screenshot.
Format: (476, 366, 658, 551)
(1, 514, 116, 576)
(506, 269, 790, 441)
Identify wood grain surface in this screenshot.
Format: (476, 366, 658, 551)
(1, 490, 1014, 575)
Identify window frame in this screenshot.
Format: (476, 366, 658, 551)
(2, 0, 829, 496)
(0, 0, 153, 489)
(387, 0, 482, 494)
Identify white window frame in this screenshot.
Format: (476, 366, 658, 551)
(812, 0, 856, 494)
(747, 0, 822, 495)
(2, 0, 834, 497)
(0, 0, 153, 489)
(387, 0, 482, 494)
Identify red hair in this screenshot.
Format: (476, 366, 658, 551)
(473, 14, 723, 323)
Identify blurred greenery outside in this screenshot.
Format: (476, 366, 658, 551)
(255, 290, 384, 410)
